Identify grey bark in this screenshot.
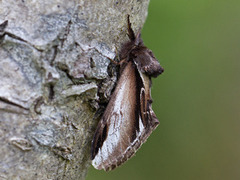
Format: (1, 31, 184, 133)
(0, 0, 150, 179)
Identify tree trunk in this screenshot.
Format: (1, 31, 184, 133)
(0, 0, 150, 179)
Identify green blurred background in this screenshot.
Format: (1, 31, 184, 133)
(87, 0, 240, 179)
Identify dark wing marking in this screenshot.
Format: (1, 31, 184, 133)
(91, 120, 108, 160)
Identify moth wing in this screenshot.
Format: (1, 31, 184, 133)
(139, 72, 160, 140)
(91, 62, 160, 171)
(91, 62, 138, 171)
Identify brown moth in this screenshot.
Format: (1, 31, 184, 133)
(91, 15, 164, 171)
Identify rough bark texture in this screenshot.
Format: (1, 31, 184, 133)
(0, 0, 150, 179)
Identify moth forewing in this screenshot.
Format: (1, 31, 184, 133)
(91, 62, 161, 171)
(91, 62, 139, 171)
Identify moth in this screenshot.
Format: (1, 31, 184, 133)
(91, 15, 164, 171)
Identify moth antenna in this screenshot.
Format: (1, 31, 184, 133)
(127, 15, 135, 41)
(135, 31, 142, 45)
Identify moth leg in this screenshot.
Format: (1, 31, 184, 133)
(118, 58, 128, 65)
(106, 56, 119, 65)
(103, 46, 125, 65)
(106, 53, 127, 66)
(105, 56, 127, 66)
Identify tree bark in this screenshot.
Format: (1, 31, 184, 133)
(0, 0, 150, 179)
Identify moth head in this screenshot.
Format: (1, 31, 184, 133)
(132, 47, 164, 77)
